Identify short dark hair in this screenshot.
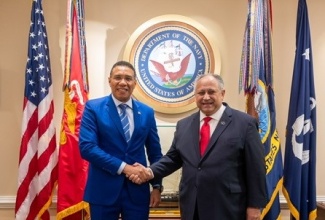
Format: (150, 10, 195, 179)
(109, 61, 136, 77)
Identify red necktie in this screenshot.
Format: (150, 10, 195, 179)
(200, 117, 212, 156)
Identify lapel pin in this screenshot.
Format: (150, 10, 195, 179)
(221, 121, 225, 125)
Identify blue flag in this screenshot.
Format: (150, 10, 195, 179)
(239, 1, 283, 219)
(256, 58, 283, 220)
(260, 68, 283, 220)
(283, 0, 317, 219)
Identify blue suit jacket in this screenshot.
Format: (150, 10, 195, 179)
(79, 95, 162, 205)
(150, 103, 266, 220)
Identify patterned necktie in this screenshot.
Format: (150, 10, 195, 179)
(200, 117, 212, 156)
(119, 104, 130, 142)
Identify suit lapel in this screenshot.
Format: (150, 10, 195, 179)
(190, 113, 201, 160)
(106, 96, 126, 143)
(130, 100, 141, 144)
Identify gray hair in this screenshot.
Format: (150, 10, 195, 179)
(195, 73, 224, 90)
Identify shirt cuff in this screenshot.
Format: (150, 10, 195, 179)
(147, 167, 154, 179)
(117, 162, 126, 175)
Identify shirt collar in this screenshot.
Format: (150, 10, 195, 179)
(200, 104, 225, 122)
(111, 95, 133, 109)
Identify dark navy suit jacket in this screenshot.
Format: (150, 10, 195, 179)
(151, 103, 266, 220)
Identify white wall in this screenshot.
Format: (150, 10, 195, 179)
(0, 0, 324, 218)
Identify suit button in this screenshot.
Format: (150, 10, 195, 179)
(198, 167, 201, 170)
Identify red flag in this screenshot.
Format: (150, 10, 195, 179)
(15, 0, 58, 219)
(57, 0, 89, 219)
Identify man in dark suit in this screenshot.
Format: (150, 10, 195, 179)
(131, 74, 266, 220)
(79, 61, 163, 220)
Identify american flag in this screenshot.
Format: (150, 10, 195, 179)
(15, 0, 58, 219)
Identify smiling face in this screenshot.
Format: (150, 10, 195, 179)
(109, 64, 136, 102)
(195, 75, 225, 116)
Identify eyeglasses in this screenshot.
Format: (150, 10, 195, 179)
(111, 75, 135, 82)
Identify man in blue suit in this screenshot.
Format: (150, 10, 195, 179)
(79, 61, 163, 220)
(131, 74, 266, 220)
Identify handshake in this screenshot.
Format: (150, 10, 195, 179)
(123, 162, 154, 184)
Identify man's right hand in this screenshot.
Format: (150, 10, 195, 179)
(123, 163, 153, 184)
